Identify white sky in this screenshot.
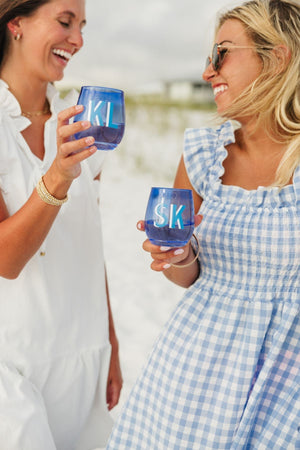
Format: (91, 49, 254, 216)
(57, 0, 242, 92)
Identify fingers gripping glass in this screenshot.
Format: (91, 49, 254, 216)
(206, 43, 271, 72)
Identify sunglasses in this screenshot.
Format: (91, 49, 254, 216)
(206, 43, 270, 72)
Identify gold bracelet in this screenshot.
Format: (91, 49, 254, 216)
(36, 176, 68, 207)
(171, 233, 200, 268)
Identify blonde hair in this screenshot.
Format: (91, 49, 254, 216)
(216, 0, 300, 187)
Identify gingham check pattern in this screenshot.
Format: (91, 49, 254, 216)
(107, 121, 300, 449)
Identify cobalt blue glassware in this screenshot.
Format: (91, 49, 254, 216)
(74, 86, 125, 150)
(145, 187, 195, 247)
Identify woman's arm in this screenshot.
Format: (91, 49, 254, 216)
(174, 155, 202, 212)
(0, 105, 97, 279)
(105, 269, 123, 410)
(140, 156, 203, 288)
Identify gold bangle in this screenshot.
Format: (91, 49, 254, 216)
(171, 233, 200, 268)
(36, 176, 68, 207)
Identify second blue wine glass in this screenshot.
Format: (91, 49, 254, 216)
(145, 187, 195, 247)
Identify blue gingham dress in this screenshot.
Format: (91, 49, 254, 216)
(107, 121, 300, 449)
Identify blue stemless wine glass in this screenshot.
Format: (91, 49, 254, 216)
(145, 187, 195, 247)
(74, 86, 125, 150)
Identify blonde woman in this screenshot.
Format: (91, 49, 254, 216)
(107, 0, 300, 448)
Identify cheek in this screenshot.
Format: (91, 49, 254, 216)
(244, 70, 260, 90)
(247, 55, 263, 80)
(233, 66, 260, 94)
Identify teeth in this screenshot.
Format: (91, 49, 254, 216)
(52, 49, 72, 60)
(213, 85, 228, 96)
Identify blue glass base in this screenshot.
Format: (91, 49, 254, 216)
(95, 142, 116, 150)
(148, 238, 188, 247)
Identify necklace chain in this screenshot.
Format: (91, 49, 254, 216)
(21, 101, 50, 118)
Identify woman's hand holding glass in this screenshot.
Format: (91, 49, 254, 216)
(137, 215, 202, 272)
(139, 187, 202, 272)
(43, 105, 97, 199)
(54, 104, 98, 179)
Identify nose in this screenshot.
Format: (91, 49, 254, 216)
(202, 61, 216, 82)
(68, 26, 84, 51)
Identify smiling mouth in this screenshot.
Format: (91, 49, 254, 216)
(213, 85, 228, 96)
(52, 48, 72, 62)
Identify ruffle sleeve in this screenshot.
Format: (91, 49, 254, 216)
(183, 120, 235, 198)
(0, 80, 31, 132)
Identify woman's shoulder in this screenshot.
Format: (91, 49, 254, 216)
(184, 120, 235, 152)
(0, 79, 21, 120)
(184, 120, 235, 168)
(183, 120, 236, 196)
(0, 80, 33, 146)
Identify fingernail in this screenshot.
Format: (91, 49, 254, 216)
(82, 121, 90, 128)
(75, 104, 84, 111)
(160, 246, 171, 252)
(85, 136, 95, 145)
(174, 248, 184, 255)
(163, 264, 171, 270)
(137, 222, 142, 230)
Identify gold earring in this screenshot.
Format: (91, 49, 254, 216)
(14, 33, 21, 41)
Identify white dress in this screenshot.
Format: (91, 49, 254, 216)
(0, 80, 113, 450)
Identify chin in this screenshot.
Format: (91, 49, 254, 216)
(49, 68, 65, 83)
(216, 104, 226, 115)
(216, 101, 234, 117)
(54, 71, 64, 81)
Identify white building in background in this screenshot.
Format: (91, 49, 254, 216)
(164, 79, 214, 104)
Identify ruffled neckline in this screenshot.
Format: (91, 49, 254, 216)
(210, 121, 298, 207)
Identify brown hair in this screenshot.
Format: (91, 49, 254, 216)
(0, 0, 50, 66)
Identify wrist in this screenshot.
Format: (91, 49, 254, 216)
(173, 247, 194, 266)
(171, 234, 200, 269)
(43, 167, 72, 200)
(36, 176, 68, 206)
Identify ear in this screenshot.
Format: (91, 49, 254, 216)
(6, 17, 22, 39)
(272, 45, 291, 73)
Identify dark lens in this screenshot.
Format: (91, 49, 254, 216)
(211, 44, 228, 71)
(205, 56, 212, 69)
(218, 48, 228, 68)
(211, 44, 219, 71)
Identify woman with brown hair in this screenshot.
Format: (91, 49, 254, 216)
(0, 1, 122, 448)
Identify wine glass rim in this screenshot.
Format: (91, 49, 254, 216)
(80, 86, 124, 94)
(151, 187, 192, 193)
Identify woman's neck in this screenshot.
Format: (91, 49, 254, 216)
(0, 65, 48, 112)
(236, 117, 287, 158)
